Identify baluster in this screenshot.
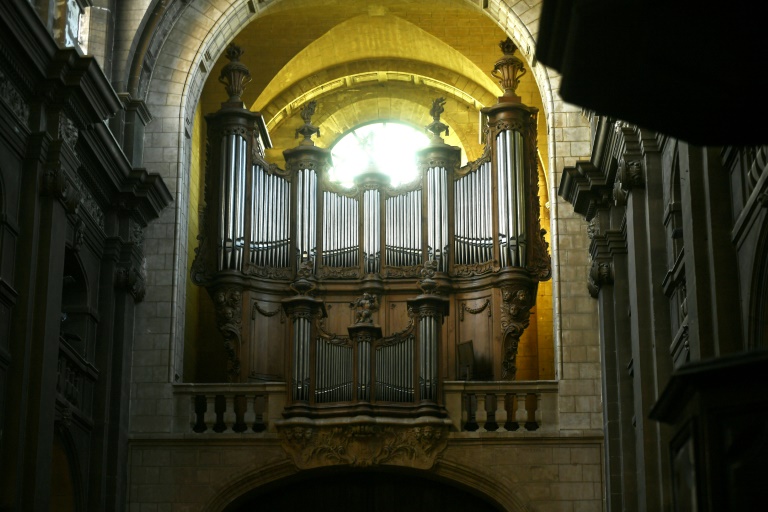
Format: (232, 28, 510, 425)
(495, 392, 508, 432)
(241, 394, 256, 431)
(203, 395, 217, 431)
(232, 395, 247, 433)
(213, 395, 226, 433)
(515, 392, 528, 429)
(463, 393, 474, 431)
(223, 395, 236, 432)
(534, 392, 542, 430)
(192, 395, 207, 433)
(476, 394, 488, 432)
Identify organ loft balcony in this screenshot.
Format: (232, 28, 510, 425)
(180, 42, 556, 466)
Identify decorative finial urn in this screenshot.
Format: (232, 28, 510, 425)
(219, 44, 252, 104)
(425, 97, 449, 143)
(492, 38, 527, 101)
(295, 100, 321, 146)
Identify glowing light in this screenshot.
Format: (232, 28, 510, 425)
(329, 122, 430, 187)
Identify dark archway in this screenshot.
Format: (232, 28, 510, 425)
(224, 467, 503, 512)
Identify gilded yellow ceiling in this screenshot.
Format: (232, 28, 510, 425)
(199, 0, 547, 171)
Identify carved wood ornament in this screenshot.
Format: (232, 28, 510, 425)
(280, 423, 449, 470)
(212, 287, 243, 382)
(500, 281, 535, 380)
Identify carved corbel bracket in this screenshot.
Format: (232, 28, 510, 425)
(41, 160, 82, 215)
(499, 273, 536, 380)
(587, 216, 601, 240)
(114, 263, 147, 303)
(587, 259, 613, 298)
(613, 158, 644, 206)
(211, 287, 243, 382)
(279, 422, 450, 470)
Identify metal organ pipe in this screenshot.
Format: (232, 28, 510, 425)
(249, 167, 290, 268)
(218, 134, 248, 270)
(296, 169, 318, 265)
(514, 131, 526, 267)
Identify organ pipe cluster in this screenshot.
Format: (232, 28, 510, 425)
(196, 39, 550, 399)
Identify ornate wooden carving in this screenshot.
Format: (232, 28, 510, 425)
(350, 292, 379, 324)
(212, 287, 243, 382)
(499, 277, 536, 380)
(218, 44, 251, 103)
(279, 423, 449, 470)
(459, 298, 491, 322)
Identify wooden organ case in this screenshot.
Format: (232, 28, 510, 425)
(192, 40, 551, 428)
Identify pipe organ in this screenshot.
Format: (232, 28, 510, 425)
(193, 39, 550, 420)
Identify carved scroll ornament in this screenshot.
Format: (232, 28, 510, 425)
(500, 283, 535, 380)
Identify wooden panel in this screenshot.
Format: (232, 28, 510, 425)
(455, 293, 493, 380)
(323, 300, 357, 337)
(248, 298, 286, 380)
(386, 299, 412, 337)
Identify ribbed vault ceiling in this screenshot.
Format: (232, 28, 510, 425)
(199, 0, 547, 169)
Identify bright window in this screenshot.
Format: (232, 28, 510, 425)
(329, 122, 430, 187)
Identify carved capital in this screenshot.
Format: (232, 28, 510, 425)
(279, 423, 449, 470)
(613, 159, 644, 205)
(587, 259, 613, 298)
(211, 287, 243, 382)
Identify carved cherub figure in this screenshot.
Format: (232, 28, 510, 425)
(351, 292, 379, 324)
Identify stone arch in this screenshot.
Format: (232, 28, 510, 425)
(265, 82, 477, 167)
(202, 459, 532, 512)
(135, 0, 584, 382)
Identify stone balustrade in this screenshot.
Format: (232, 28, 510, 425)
(174, 380, 558, 435)
(443, 380, 559, 433)
(173, 383, 286, 434)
